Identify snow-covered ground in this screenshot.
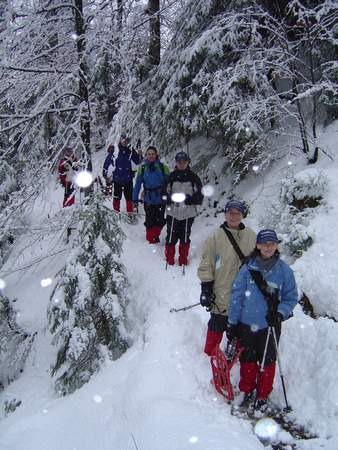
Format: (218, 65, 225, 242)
(0, 124, 338, 450)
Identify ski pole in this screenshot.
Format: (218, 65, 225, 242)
(272, 326, 292, 413)
(254, 326, 271, 410)
(170, 302, 199, 313)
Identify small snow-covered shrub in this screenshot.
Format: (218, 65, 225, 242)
(263, 169, 328, 259)
(0, 295, 33, 388)
(48, 195, 129, 395)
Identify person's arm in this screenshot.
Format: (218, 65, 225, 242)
(131, 149, 141, 165)
(197, 235, 216, 283)
(228, 265, 248, 325)
(185, 172, 204, 205)
(103, 153, 113, 178)
(161, 169, 172, 204)
(132, 166, 143, 202)
(278, 265, 298, 319)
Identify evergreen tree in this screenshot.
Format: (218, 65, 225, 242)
(48, 195, 129, 395)
(0, 294, 34, 389)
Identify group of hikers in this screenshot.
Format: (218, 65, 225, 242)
(58, 135, 298, 414)
(59, 134, 204, 267)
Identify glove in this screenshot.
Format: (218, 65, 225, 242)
(200, 281, 215, 309)
(184, 195, 194, 205)
(226, 324, 238, 343)
(266, 310, 283, 327)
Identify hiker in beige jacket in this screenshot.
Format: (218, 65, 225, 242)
(197, 200, 256, 355)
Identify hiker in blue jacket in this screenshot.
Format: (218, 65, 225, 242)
(227, 229, 298, 412)
(133, 146, 170, 243)
(103, 134, 142, 214)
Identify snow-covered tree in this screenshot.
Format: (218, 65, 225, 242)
(47, 195, 129, 395)
(0, 294, 34, 389)
(117, 0, 337, 176)
(262, 168, 328, 259)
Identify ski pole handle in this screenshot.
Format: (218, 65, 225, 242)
(170, 302, 200, 313)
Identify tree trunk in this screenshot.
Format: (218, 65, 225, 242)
(74, 0, 92, 171)
(148, 0, 160, 67)
(117, 0, 123, 33)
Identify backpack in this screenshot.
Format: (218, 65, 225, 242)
(140, 161, 166, 178)
(58, 159, 67, 186)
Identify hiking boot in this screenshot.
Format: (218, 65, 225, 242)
(255, 398, 268, 413)
(236, 391, 255, 409)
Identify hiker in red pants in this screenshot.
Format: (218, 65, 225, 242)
(164, 152, 203, 266)
(197, 200, 256, 356)
(227, 229, 298, 412)
(133, 146, 170, 243)
(58, 148, 78, 207)
(103, 134, 142, 214)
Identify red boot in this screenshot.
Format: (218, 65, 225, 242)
(113, 199, 120, 212)
(146, 227, 156, 243)
(178, 243, 190, 266)
(153, 226, 162, 243)
(126, 200, 134, 214)
(165, 244, 175, 265)
(204, 329, 223, 356)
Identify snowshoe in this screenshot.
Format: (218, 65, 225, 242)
(210, 343, 243, 402)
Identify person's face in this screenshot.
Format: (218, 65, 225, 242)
(146, 150, 157, 162)
(256, 241, 278, 258)
(225, 208, 244, 229)
(120, 138, 128, 147)
(176, 159, 189, 170)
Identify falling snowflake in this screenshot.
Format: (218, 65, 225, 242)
(171, 192, 186, 203)
(40, 278, 53, 288)
(254, 418, 279, 445)
(74, 170, 93, 188)
(201, 185, 215, 197)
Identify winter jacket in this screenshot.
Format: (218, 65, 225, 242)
(106, 143, 141, 184)
(59, 157, 78, 186)
(197, 223, 256, 316)
(164, 167, 204, 221)
(133, 159, 170, 205)
(228, 256, 298, 330)
(102, 150, 114, 179)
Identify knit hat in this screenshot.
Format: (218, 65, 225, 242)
(256, 229, 280, 244)
(224, 200, 246, 215)
(175, 151, 189, 162)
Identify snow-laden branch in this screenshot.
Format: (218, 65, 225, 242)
(0, 64, 72, 75)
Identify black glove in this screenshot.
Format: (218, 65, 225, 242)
(266, 310, 283, 327)
(200, 281, 215, 309)
(226, 324, 238, 342)
(184, 195, 194, 205)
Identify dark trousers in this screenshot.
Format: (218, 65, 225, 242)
(238, 323, 281, 366)
(166, 216, 194, 245)
(113, 181, 133, 201)
(144, 203, 166, 229)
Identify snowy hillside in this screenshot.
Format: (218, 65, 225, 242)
(1, 124, 338, 450)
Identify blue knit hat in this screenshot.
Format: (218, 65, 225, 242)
(224, 200, 246, 215)
(256, 229, 279, 244)
(175, 151, 189, 162)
